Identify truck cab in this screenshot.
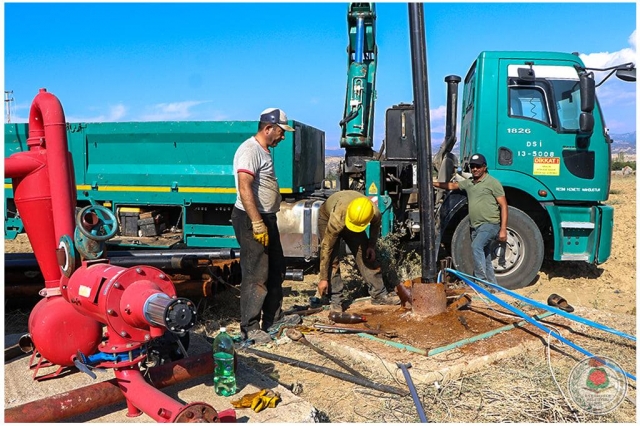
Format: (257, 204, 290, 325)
(449, 51, 615, 288)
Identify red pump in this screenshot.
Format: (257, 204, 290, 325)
(5, 89, 220, 422)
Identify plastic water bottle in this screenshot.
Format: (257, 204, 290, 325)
(213, 327, 237, 396)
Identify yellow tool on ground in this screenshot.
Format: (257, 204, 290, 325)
(231, 389, 281, 413)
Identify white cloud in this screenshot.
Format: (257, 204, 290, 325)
(139, 101, 208, 121)
(580, 31, 637, 74)
(66, 104, 128, 123)
(6, 102, 128, 124)
(579, 31, 636, 134)
(429, 105, 447, 134)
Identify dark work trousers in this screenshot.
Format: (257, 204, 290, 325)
(231, 207, 286, 339)
(318, 219, 387, 307)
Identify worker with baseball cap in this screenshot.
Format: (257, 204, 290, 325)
(317, 190, 401, 312)
(231, 108, 300, 345)
(433, 153, 508, 283)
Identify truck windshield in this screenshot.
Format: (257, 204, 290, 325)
(550, 79, 581, 131)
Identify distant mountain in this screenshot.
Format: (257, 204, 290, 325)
(610, 131, 636, 155)
(326, 148, 345, 157)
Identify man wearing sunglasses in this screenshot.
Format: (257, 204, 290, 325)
(433, 153, 508, 283)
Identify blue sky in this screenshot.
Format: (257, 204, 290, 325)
(3, 1, 637, 150)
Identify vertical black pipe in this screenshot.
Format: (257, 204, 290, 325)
(443, 75, 462, 152)
(408, 3, 436, 283)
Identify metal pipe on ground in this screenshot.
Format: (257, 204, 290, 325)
(397, 362, 428, 422)
(4, 351, 215, 423)
(285, 328, 366, 379)
(242, 347, 408, 396)
(4, 278, 216, 301)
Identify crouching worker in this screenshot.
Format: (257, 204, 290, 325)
(317, 190, 401, 312)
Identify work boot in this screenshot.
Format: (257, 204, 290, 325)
(371, 293, 401, 306)
(330, 302, 344, 313)
(247, 329, 273, 345)
(265, 314, 302, 335)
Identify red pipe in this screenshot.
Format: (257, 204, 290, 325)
(115, 366, 188, 421)
(27, 88, 76, 244)
(4, 89, 76, 289)
(4, 352, 218, 423)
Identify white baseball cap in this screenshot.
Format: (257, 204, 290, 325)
(259, 108, 295, 132)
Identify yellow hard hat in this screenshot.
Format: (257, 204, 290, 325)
(345, 197, 375, 233)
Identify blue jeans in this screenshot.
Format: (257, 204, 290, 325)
(470, 223, 500, 283)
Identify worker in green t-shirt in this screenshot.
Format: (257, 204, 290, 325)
(433, 153, 508, 283)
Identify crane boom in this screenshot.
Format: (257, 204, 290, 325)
(340, 3, 377, 151)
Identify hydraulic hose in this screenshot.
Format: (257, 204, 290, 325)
(449, 269, 635, 342)
(447, 268, 636, 382)
(397, 363, 427, 422)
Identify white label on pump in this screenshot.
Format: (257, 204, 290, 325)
(79, 285, 91, 298)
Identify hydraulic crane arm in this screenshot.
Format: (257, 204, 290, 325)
(340, 3, 377, 151)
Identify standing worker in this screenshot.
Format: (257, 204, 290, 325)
(433, 153, 508, 283)
(231, 108, 301, 345)
(317, 190, 401, 312)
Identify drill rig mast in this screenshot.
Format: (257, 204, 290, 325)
(339, 3, 377, 190)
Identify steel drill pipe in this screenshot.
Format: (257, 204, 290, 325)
(4, 351, 215, 423)
(243, 347, 408, 396)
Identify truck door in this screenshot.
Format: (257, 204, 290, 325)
(495, 60, 610, 203)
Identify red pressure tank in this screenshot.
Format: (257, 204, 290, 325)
(28, 297, 103, 367)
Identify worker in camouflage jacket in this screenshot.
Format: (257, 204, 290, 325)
(317, 190, 401, 312)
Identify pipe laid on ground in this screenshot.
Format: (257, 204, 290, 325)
(242, 347, 408, 396)
(4, 351, 214, 423)
(397, 362, 427, 422)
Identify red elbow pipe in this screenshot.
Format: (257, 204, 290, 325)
(114, 366, 217, 422)
(4, 89, 77, 288)
(28, 88, 76, 244)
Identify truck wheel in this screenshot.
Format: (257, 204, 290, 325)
(450, 206, 543, 290)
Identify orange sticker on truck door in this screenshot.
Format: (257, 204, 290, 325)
(533, 157, 560, 176)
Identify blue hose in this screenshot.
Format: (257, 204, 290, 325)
(355, 17, 364, 63)
(446, 268, 636, 382)
(397, 363, 427, 422)
(448, 269, 635, 342)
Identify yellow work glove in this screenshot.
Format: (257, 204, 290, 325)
(231, 389, 267, 409)
(252, 220, 269, 247)
(250, 390, 281, 413)
(231, 389, 281, 413)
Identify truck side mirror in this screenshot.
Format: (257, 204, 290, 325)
(616, 67, 636, 82)
(517, 67, 535, 81)
(579, 112, 594, 134)
(579, 73, 595, 113)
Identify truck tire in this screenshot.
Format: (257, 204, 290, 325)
(450, 206, 543, 290)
